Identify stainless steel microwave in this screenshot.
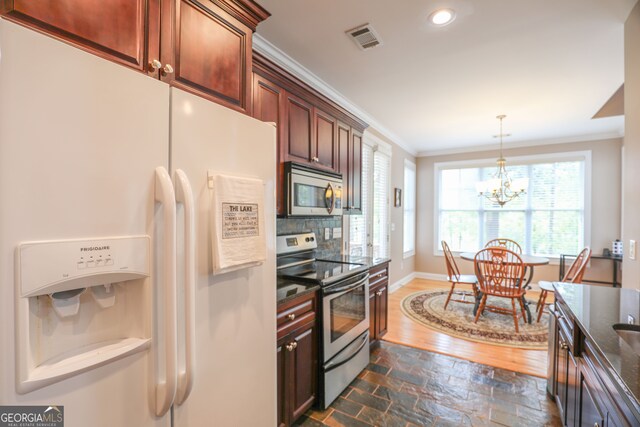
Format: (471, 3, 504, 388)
(285, 162, 343, 216)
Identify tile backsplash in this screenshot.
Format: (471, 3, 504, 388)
(277, 217, 342, 257)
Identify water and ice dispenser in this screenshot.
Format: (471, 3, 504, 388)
(15, 236, 151, 393)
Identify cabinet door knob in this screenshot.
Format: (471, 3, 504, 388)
(560, 341, 568, 350)
(376, 290, 383, 296)
(162, 63, 174, 76)
(287, 313, 296, 321)
(285, 343, 294, 352)
(291, 341, 298, 349)
(149, 59, 162, 71)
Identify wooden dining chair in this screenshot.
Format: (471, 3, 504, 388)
(441, 241, 478, 310)
(484, 238, 522, 254)
(474, 247, 527, 332)
(535, 247, 591, 322)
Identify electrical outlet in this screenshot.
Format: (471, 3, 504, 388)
(391, 223, 396, 232)
(630, 240, 637, 260)
(629, 315, 636, 325)
(333, 227, 342, 239)
(324, 228, 331, 240)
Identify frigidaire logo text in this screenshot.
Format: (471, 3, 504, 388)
(80, 246, 110, 252)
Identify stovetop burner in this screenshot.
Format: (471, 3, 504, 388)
(278, 259, 368, 286)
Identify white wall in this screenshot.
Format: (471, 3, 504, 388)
(622, 2, 640, 289)
(416, 138, 622, 283)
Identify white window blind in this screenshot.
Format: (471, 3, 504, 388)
(436, 152, 589, 257)
(349, 144, 372, 257)
(349, 139, 391, 259)
(373, 151, 390, 259)
(403, 160, 416, 257)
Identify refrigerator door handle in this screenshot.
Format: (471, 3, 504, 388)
(154, 167, 178, 416)
(174, 169, 196, 405)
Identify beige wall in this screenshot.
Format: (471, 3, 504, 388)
(365, 128, 416, 286)
(416, 138, 622, 284)
(622, 3, 640, 289)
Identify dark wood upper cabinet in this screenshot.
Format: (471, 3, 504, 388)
(1, 0, 152, 71)
(337, 123, 363, 214)
(252, 53, 368, 216)
(350, 129, 363, 213)
(2, 0, 269, 113)
(314, 108, 337, 171)
(284, 92, 314, 165)
(252, 73, 285, 213)
(338, 123, 351, 176)
(161, 0, 259, 113)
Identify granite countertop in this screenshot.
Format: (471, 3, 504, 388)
(554, 283, 640, 412)
(277, 278, 319, 305)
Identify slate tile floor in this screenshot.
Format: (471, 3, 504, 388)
(294, 342, 561, 427)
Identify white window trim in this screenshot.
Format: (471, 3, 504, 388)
(403, 159, 416, 259)
(432, 150, 592, 261)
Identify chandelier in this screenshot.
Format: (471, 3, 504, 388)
(476, 115, 528, 207)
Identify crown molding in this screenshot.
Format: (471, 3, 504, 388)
(252, 34, 417, 156)
(416, 131, 624, 158)
(363, 131, 393, 157)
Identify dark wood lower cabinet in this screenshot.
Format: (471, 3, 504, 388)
(555, 327, 569, 423)
(276, 335, 287, 427)
(277, 291, 318, 427)
(566, 352, 578, 427)
(289, 324, 318, 421)
(552, 295, 639, 427)
(579, 365, 605, 427)
(369, 262, 389, 347)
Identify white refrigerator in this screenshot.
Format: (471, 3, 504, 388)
(0, 19, 277, 427)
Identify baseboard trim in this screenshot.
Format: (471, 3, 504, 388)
(414, 272, 449, 282)
(389, 272, 416, 293)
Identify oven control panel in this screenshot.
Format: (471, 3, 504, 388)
(277, 232, 318, 255)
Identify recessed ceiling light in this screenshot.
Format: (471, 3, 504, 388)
(429, 8, 456, 26)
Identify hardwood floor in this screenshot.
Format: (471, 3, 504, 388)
(383, 278, 550, 378)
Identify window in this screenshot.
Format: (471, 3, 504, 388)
(403, 160, 416, 257)
(372, 151, 390, 258)
(435, 151, 591, 257)
(348, 136, 391, 259)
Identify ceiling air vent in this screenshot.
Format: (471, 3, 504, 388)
(346, 23, 383, 51)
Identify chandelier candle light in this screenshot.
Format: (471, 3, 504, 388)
(476, 115, 528, 207)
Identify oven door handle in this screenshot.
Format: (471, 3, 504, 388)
(323, 274, 369, 296)
(324, 333, 369, 372)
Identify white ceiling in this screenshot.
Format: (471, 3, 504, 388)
(255, 0, 637, 155)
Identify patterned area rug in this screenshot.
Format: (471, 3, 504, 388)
(401, 290, 549, 349)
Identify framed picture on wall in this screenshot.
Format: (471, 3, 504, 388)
(394, 188, 402, 207)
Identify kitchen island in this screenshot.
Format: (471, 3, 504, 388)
(551, 283, 640, 426)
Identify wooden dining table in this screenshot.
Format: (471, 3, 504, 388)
(459, 252, 550, 323)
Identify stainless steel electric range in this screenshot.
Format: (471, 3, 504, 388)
(276, 232, 370, 408)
